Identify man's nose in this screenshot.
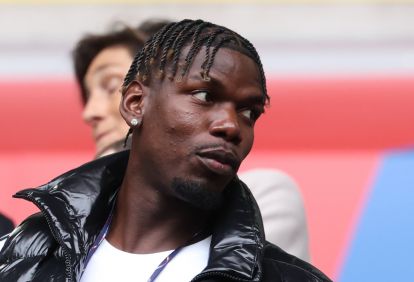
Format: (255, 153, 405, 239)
(82, 92, 107, 126)
(209, 104, 241, 145)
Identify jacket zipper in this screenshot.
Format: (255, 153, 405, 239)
(15, 193, 74, 282)
(191, 271, 256, 282)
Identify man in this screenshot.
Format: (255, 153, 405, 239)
(75, 20, 309, 260)
(0, 19, 330, 281)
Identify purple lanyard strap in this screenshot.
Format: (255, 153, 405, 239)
(84, 204, 203, 282)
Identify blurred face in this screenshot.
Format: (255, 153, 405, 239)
(126, 47, 265, 209)
(83, 45, 132, 156)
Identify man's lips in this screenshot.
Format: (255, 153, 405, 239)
(196, 148, 240, 175)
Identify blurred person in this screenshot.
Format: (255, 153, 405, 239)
(73, 21, 149, 157)
(0, 19, 330, 281)
(0, 213, 13, 238)
(73, 19, 310, 261)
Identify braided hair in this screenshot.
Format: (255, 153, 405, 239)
(121, 19, 269, 104)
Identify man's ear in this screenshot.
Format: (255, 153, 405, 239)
(120, 80, 146, 126)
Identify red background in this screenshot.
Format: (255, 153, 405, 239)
(1, 76, 413, 278)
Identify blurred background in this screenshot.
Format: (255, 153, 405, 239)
(1, 0, 413, 281)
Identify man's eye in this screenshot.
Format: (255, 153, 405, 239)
(241, 109, 253, 120)
(103, 77, 122, 94)
(192, 91, 211, 102)
(240, 109, 261, 122)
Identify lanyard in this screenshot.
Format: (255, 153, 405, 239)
(84, 204, 204, 282)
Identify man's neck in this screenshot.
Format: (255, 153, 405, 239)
(106, 167, 210, 254)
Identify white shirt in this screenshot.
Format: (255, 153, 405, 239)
(81, 236, 211, 282)
(0, 237, 6, 252)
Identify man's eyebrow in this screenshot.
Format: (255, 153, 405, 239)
(93, 63, 126, 75)
(247, 95, 266, 105)
(187, 71, 265, 103)
(189, 72, 262, 92)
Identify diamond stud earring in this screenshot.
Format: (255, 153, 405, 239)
(131, 118, 140, 126)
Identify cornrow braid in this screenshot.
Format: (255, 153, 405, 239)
(163, 21, 201, 78)
(157, 22, 186, 76)
(201, 28, 225, 78)
(160, 21, 191, 60)
(158, 20, 191, 50)
(157, 22, 185, 62)
(122, 19, 269, 103)
(123, 46, 142, 87)
(202, 36, 235, 80)
(170, 20, 202, 52)
(240, 38, 268, 100)
(178, 22, 212, 80)
(148, 22, 175, 59)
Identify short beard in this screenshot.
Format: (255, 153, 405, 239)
(172, 177, 223, 211)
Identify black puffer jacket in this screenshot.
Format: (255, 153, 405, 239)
(0, 151, 332, 282)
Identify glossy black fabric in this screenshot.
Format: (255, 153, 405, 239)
(0, 213, 14, 237)
(0, 151, 332, 282)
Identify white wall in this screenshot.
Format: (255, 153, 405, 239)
(0, 3, 412, 76)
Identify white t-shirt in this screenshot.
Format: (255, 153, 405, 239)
(81, 236, 211, 282)
(0, 237, 6, 252)
(0, 233, 10, 252)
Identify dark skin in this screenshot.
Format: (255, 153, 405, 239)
(107, 47, 265, 254)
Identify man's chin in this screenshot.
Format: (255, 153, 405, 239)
(172, 177, 223, 211)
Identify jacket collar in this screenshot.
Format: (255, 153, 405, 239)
(15, 150, 264, 281)
(196, 178, 264, 281)
(14, 151, 128, 276)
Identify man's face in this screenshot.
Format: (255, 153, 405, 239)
(132, 47, 265, 209)
(83, 45, 132, 157)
